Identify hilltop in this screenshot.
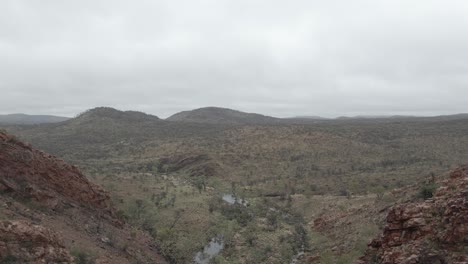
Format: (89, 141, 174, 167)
(2, 107, 230, 165)
(75, 107, 161, 123)
(167, 106, 280, 124)
(0, 113, 69, 125)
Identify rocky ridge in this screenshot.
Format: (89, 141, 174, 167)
(360, 166, 468, 264)
(0, 131, 113, 214)
(0, 130, 166, 263)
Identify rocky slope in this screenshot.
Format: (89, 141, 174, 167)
(0, 131, 113, 213)
(0, 130, 166, 263)
(359, 166, 468, 264)
(0, 220, 73, 263)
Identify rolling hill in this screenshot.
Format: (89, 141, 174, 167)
(0, 113, 69, 125)
(166, 106, 281, 124)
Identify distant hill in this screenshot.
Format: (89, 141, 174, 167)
(335, 113, 468, 121)
(0, 113, 69, 125)
(285, 116, 330, 123)
(74, 107, 160, 123)
(166, 107, 280, 124)
(289, 115, 328, 120)
(35, 107, 164, 148)
(3, 107, 229, 159)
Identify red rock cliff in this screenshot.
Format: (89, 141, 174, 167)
(0, 131, 112, 214)
(360, 166, 468, 264)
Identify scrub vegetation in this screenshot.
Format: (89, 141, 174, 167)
(6, 107, 468, 263)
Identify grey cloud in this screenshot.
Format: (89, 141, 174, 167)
(0, 0, 467, 118)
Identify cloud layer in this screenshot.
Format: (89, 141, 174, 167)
(1, 0, 467, 117)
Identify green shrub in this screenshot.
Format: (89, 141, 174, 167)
(419, 184, 437, 200)
(0, 255, 18, 264)
(71, 249, 95, 264)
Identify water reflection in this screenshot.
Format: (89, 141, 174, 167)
(193, 236, 224, 264)
(222, 194, 248, 206)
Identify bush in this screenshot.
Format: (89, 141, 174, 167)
(419, 184, 437, 200)
(0, 255, 18, 264)
(71, 249, 95, 264)
(219, 205, 253, 227)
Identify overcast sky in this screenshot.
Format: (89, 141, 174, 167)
(1, 0, 467, 118)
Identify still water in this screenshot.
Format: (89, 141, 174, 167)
(222, 194, 248, 206)
(193, 236, 224, 264)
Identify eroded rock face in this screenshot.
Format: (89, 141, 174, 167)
(0, 131, 113, 214)
(360, 166, 468, 264)
(0, 131, 166, 263)
(0, 220, 73, 263)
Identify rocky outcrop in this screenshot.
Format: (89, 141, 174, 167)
(0, 220, 73, 263)
(0, 131, 166, 263)
(360, 166, 468, 264)
(0, 131, 113, 214)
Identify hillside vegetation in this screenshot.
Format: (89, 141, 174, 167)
(3, 107, 468, 263)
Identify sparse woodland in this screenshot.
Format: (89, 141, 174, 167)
(3, 108, 468, 263)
